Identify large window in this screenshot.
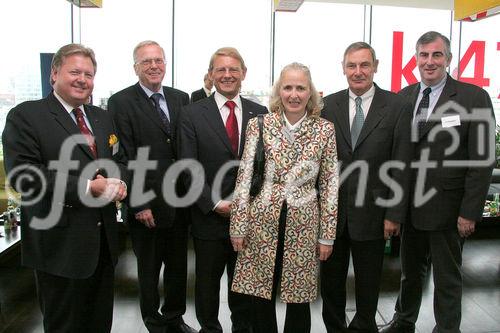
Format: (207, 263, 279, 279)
(274, 2, 365, 96)
(458, 15, 500, 118)
(79, 0, 174, 108)
(0, 0, 71, 145)
(370, 6, 453, 92)
(174, 0, 272, 104)
(0, 1, 498, 123)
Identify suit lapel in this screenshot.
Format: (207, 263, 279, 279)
(267, 112, 286, 164)
(164, 87, 177, 125)
(355, 86, 387, 148)
(134, 83, 170, 136)
(201, 95, 235, 156)
(239, 97, 257, 157)
(293, 116, 315, 148)
(334, 90, 353, 149)
(47, 93, 95, 160)
(85, 106, 108, 159)
(164, 87, 179, 137)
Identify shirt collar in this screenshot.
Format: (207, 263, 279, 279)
(214, 91, 242, 111)
(203, 87, 212, 96)
(53, 91, 84, 115)
(139, 82, 164, 99)
(283, 112, 308, 131)
(348, 84, 375, 101)
(420, 74, 447, 93)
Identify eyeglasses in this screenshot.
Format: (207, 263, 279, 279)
(137, 58, 165, 66)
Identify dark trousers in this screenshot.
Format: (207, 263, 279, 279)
(321, 227, 385, 333)
(193, 237, 252, 333)
(394, 222, 463, 333)
(35, 231, 114, 333)
(128, 216, 189, 326)
(252, 203, 311, 333)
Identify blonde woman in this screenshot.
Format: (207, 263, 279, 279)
(229, 63, 339, 333)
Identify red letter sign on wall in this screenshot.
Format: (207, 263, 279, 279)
(458, 40, 490, 87)
(391, 31, 417, 93)
(391, 31, 493, 94)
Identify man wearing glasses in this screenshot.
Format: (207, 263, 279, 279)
(108, 40, 195, 333)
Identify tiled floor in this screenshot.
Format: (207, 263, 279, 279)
(1, 224, 499, 333)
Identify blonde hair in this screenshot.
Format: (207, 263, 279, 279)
(269, 62, 323, 117)
(51, 44, 96, 85)
(208, 47, 247, 72)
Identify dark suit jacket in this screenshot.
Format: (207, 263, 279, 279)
(191, 88, 209, 103)
(2, 92, 128, 279)
(177, 94, 267, 240)
(322, 85, 412, 241)
(400, 75, 494, 230)
(108, 83, 189, 228)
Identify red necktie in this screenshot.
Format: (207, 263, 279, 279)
(73, 108, 97, 158)
(225, 100, 239, 155)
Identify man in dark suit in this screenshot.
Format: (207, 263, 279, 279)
(190, 73, 213, 103)
(108, 40, 195, 333)
(321, 42, 412, 333)
(178, 47, 267, 333)
(381, 31, 494, 333)
(2, 44, 128, 332)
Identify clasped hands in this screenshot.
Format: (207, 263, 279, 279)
(90, 174, 127, 202)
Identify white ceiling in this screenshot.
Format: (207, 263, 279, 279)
(305, 0, 454, 10)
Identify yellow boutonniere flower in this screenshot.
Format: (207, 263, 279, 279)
(108, 134, 118, 147)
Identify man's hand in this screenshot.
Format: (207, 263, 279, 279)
(135, 209, 156, 229)
(214, 200, 232, 218)
(317, 243, 333, 261)
(457, 216, 475, 238)
(384, 219, 401, 240)
(231, 236, 246, 252)
(90, 175, 127, 202)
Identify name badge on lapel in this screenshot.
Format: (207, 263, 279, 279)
(441, 115, 460, 128)
(109, 134, 119, 155)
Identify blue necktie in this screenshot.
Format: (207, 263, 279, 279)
(151, 93, 170, 133)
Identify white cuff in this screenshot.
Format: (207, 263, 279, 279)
(318, 238, 334, 246)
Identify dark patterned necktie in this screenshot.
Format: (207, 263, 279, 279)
(151, 93, 170, 132)
(73, 108, 97, 158)
(415, 87, 432, 136)
(225, 100, 239, 155)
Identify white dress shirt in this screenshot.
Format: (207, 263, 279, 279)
(348, 84, 376, 128)
(214, 91, 243, 152)
(413, 74, 447, 122)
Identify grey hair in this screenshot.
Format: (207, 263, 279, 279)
(133, 40, 166, 64)
(343, 41, 377, 63)
(415, 31, 452, 59)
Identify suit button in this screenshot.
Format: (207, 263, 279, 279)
(97, 222, 102, 227)
(166, 138, 171, 144)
